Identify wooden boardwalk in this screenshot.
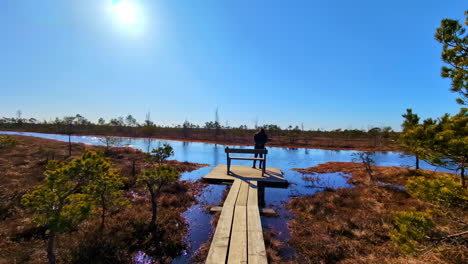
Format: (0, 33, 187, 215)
(204, 165, 288, 264)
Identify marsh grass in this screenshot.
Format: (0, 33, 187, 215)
(288, 163, 467, 263)
(0, 135, 205, 263)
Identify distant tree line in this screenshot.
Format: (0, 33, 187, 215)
(0, 112, 396, 148)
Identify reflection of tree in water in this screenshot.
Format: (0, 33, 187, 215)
(213, 144, 219, 165)
(125, 138, 133, 147)
(301, 172, 346, 189)
(304, 148, 309, 155)
(143, 138, 154, 153)
(182, 141, 189, 161)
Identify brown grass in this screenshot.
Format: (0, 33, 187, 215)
(293, 161, 458, 186)
(0, 135, 207, 263)
(288, 163, 468, 263)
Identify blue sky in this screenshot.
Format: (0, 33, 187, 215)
(0, 0, 466, 130)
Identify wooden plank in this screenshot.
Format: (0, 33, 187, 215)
(206, 180, 242, 264)
(247, 181, 258, 207)
(230, 157, 265, 161)
(236, 181, 249, 207)
(227, 181, 249, 264)
(247, 180, 267, 264)
(210, 206, 277, 216)
(225, 148, 268, 154)
(224, 179, 242, 207)
(247, 206, 267, 264)
(260, 208, 277, 217)
(227, 204, 248, 263)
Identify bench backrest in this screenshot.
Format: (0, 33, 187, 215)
(225, 147, 268, 155)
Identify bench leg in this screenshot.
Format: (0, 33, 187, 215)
(227, 158, 231, 175)
(262, 158, 266, 177)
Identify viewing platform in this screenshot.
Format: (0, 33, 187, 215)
(202, 165, 288, 188)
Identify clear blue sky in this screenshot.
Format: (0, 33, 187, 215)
(0, 0, 466, 130)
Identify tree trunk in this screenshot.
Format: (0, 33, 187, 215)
(148, 185, 158, 233)
(47, 230, 57, 264)
(415, 155, 420, 170)
(461, 167, 466, 188)
(68, 134, 72, 156)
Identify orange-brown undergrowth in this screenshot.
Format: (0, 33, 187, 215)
(293, 161, 456, 186)
(0, 135, 207, 263)
(289, 162, 467, 263)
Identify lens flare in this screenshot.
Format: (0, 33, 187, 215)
(113, 0, 138, 26)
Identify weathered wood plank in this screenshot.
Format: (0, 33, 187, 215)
(227, 181, 249, 264)
(227, 204, 248, 263)
(247, 180, 267, 264)
(210, 206, 277, 216)
(206, 180, 242, 264)
(225, 148, 268, 154)
(230, 157, 265, 161)
(236, 180, 249, 207)
(224, 179, 242, 207)
(247, 206, 267, 264)
(247, 181, 258, 207)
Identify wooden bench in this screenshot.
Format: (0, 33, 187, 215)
(225, 147, 268, 177)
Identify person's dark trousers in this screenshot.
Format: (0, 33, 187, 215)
(253, 144, 265, 168)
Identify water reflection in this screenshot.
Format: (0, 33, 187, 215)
(213, 144, 219, 165)
(133, 251, 154, 264)
(181, 141, 189, 162)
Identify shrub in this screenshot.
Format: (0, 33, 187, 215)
(351, 151, 375, 182)
(146, 143, 174, 165)
(0, 135, 18, 149)
(389, 210, 434, 254)
(406, 174, 468, 208)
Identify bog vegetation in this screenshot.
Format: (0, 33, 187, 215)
(0, 136, 205, 264)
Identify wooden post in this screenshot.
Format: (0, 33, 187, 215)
(258, 185, 266, 207)
(225, 147, 230, 175)
(262, 155, 266, 177)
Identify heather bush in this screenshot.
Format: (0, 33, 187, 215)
(0, 135, 18, 149)
(389, 210, 434, 254)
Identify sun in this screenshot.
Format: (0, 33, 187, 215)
(112, 0, 139, 26)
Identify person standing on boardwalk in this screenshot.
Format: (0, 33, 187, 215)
(253, 128, 269, 169)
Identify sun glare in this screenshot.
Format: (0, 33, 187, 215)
(109, 0, 147, 34)
(113, 1, 138, 25)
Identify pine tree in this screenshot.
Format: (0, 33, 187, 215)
(138, 165, 180, 234)
(435, 11, 468, 105)
(21, 151, 126, 263)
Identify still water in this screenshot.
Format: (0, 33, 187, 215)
(0, 131, 450, 263)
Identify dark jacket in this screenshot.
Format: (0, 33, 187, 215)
(254, 132, 268, 147)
